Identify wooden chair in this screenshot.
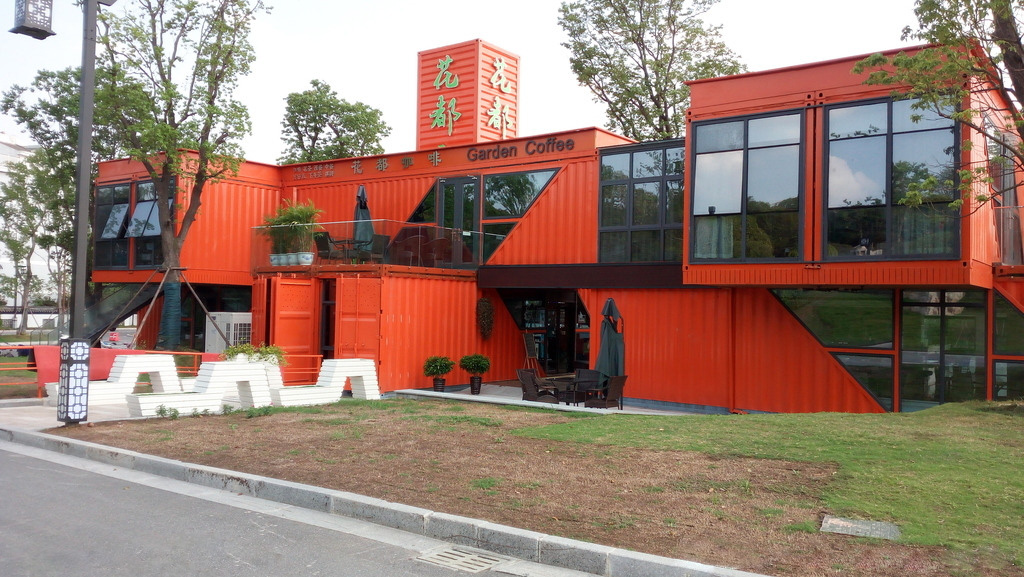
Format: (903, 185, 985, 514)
(585, 375, 627, 409)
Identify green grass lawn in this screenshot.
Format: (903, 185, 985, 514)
(514, 401, 1024, 566)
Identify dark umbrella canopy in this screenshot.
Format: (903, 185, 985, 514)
(594, 298, 625, 379)
(354, 185, 373, 246)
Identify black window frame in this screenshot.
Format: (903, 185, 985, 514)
(598, 139, 685, 263)
(93, 179, 170, 271)
(824, 97, 961, 261)
(689, 109, 804, 262)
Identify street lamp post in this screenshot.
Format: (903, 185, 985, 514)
(11, 0, 117, 424)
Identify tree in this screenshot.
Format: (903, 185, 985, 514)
(558, 0, 745, 141)
(853, 0, 1024, 208)
(0, 152, 60, 334)
(96, 0, 269, 348)
(279, 79, 391, 163)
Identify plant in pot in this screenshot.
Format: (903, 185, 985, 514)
(423, 355, 454, 392)
(459, 354, 490, 395)
(262, 200, 322, 266)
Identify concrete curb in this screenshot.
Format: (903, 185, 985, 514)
(0, 425, 768, 577)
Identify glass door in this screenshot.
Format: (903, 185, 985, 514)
(438, 177, 478, 266)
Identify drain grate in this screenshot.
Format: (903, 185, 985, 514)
(417, 547, 506, 573)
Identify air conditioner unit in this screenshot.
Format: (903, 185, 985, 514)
(205, 312, 252, 354)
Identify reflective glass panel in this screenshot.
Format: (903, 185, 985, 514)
(748, 211, 799, 258)
(136, 181, 157, 202)
(101, 204, 129, 239)
(749, 114, 801, 147)
(632, 149, 663, 179)
(828, 136, 887, 207)
(994, 361, 1024, 401)
(630, 230, 661, 261)
(599, 231, 627, 262)
(482, 223, 515, 262)
(664, 228, 683, 261)
(893, 99, 954, 133)
(126, 200, 159, 237)
(892, 205, 958, 256)
(601, 153, 630, 180)
(892, 130, 956, 202)
(664, 180, 683, 224)
(693, 151, 743, 215)
(601, 184, 627, 226)
(694, 121, 743, 153)
(111, 184, 130, 203)
(834, 354, 894, 411)
(632, 182, 659, 226)
(774, 289, 894, 348)
(666, 147, 684, 175)
(748, 145, 800, 211)
(829, 103, 888, 140)
(994, 294, 1024, 355)
(484, 170, 555, 218)
(827, 206, 887, 255)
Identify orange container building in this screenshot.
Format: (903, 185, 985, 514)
(90, 40, 1024, 414)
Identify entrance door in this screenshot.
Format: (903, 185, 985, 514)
(899, 290, 987, 412)
(503, 290, 589, 375)
(438, 177, 478, 265)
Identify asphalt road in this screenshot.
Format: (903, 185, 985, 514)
(0, 441, 592, 577)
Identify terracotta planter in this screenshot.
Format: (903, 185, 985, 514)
(469, 375, 482, 395)
(432, 377, 446, 392)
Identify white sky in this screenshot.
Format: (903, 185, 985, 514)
(0, 0, 919, 164)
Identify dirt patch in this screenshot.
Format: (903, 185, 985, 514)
(48, 399, 968, 577)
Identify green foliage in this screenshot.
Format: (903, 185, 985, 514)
(558, 0, 745, 141)
(853, 0, 1024, 208)
(423, 356, 454, 377)
(260, 199, 322, 253)
(475, 297, 494, 339)
(279, 79, 392, 164)
(458, 354, 491, 375)
(221, 342, 287, 366)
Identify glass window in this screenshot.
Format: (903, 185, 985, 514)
(598, 141, 685, 263)
(482, 223, 515, 262)
(94, 180, 170, 270)
(483, 169, 555, 218)
(774, 289, 894, 348)
(601, 153, 629, 180)
(834, 353, 894, 411)
(994, 361, 1024, 401)
(995, 293, 1024, 355)
(126, 200, 159, 237)
(691, 112, 803, 261)
(826, 99, 959, 260)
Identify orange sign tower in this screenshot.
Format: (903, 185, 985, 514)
(416, 39, 520, 150)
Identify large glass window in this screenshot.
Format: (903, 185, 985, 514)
(598, 141, 684, 262)
(774, 289, 894, 349)
(94, 181, 168, 270)
(826, 99, 959, 259)
(483, 170, 555, 218)
(900, 290, 986, 412)
(691, 112, 802, 260)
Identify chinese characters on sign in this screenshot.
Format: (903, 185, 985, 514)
(487, 96, 514, 139)
(490, 57, 514, 93)
(292, 163, 336, 180)
(430, 55, 461, 136)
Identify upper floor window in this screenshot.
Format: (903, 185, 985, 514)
(691, 112, 802, 261)
(94, 180, 170, 270)
(599, 141, 684, 262)
(825, 99, 959, 259)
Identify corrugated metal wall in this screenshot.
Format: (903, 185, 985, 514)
(578, 287, 884, 413)
(377, 273, 522, 392)
(334, 274, 382, 359)
(488, 158, 599, 265)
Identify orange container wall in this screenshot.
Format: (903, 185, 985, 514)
(377, 273, 522, 392)
(579, 287, 883, 413)
(476, 42, 520, 142)
(333, 274, 382, 359)
(94, 159, 283, 286)
(295, 176, 438, 224)
(487, 158, 600, 266)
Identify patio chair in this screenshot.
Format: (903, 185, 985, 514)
(368, 234, 389, 263)
(313, 231, 346, 260)
(585, 375, 627, 409)
(570, 368, 602, 405)
(517, 368, 558, 404)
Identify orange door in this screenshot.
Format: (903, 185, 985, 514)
(269, 277, 318, 383)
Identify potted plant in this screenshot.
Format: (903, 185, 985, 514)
(221, 342, 287, 366)
(261, 200, 322, 265)
(423, 355, 454, 392)
(459, 354, 490, 395)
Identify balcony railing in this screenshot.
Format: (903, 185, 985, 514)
(251, 219, 504, 273)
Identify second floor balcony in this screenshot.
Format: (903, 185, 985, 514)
(251, 219, 504, 274)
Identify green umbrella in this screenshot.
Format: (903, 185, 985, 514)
(594, 298, 624, 381)
(354, 185, 373, 248)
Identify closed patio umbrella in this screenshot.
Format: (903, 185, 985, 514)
(594, 298, 624, 381)
(354, 185, 373, 248)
